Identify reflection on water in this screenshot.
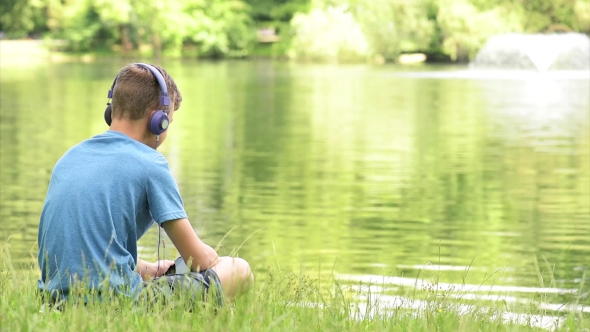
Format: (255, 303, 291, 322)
(340, 268, 589, 330)
(395, 69, 590, 80)
(1, 62, 588, 315)
(338, 273, 579, 294)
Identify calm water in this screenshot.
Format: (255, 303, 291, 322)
(1, 60, 588, 307)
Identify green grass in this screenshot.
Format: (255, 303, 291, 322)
(1, 249, 588, 332)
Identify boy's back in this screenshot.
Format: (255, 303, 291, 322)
(38, 63, 253, 305)
(38, 130, 186, 298)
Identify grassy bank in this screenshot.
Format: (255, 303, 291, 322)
(0, 39, 287, 65)
(0, 39, 434, 65)
(0, 40, 121, 66)
(1, 253, 588, 331)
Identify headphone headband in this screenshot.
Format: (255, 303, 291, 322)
(107, 63, 170, 109)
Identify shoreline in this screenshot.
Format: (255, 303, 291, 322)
(0, 39, 455, 65)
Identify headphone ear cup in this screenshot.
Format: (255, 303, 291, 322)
(149, 110, 170, 135)
(104, 104, 113, 126)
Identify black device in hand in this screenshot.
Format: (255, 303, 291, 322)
(164, 257, 190, 276)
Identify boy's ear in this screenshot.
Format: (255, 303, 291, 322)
(147, 110, 170, 135)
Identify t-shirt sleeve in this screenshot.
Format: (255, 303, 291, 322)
(146, 156, 188, 225)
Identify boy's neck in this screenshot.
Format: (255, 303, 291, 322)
(109, 119, 156, 149)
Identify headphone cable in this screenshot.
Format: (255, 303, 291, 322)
(155, 134, 162, 276)
(156, 225, 161, 277)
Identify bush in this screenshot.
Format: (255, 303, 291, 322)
(288, 5, 369, 62)
(351, 0, 436, 61)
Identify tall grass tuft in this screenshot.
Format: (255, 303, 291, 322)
(1, 245, 588, 331)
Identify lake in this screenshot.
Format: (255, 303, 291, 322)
(0, 60, 588, 310)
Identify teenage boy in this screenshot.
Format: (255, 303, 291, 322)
(38, 63, 253, 305)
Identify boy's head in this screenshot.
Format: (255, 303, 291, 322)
(111, 64, 182, 122)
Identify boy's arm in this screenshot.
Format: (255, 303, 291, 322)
(162, 218, 220, 271)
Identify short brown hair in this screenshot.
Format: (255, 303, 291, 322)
(111, 64, 182, 120)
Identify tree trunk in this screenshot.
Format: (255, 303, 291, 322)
(120, 24, 133, 55)
(152, 32, 162, 58)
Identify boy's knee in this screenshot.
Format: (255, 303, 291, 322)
(216, 256, 254, 284)
(233, 257, 254, 285)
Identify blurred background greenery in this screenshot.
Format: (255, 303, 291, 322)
(1, 0, 589, 62)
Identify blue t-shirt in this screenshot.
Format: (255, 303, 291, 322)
(37, 130, 187, 298)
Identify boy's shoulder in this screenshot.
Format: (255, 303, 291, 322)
(94, 130, 161, 157)
(59, 131, 166, 170)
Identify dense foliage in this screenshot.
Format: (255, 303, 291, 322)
(1, 0, 589, 61)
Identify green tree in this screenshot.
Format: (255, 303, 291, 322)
(349, 0, 436, 60)
(42, 0, 108, 52)
(181, 0, 257, 58)
(435, 0, 523, 61)
(518, 0, 581, 32)
(35, 0, 255, 57)
(0, 0, 47, 38)
(93, 0, 138, 53)
(245, 0, 311, 22)
(575, 0, 590, 33)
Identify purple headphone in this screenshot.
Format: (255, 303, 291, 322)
(104, 63, 171, 135)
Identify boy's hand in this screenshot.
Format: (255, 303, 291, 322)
(137, 259, 175, 281)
